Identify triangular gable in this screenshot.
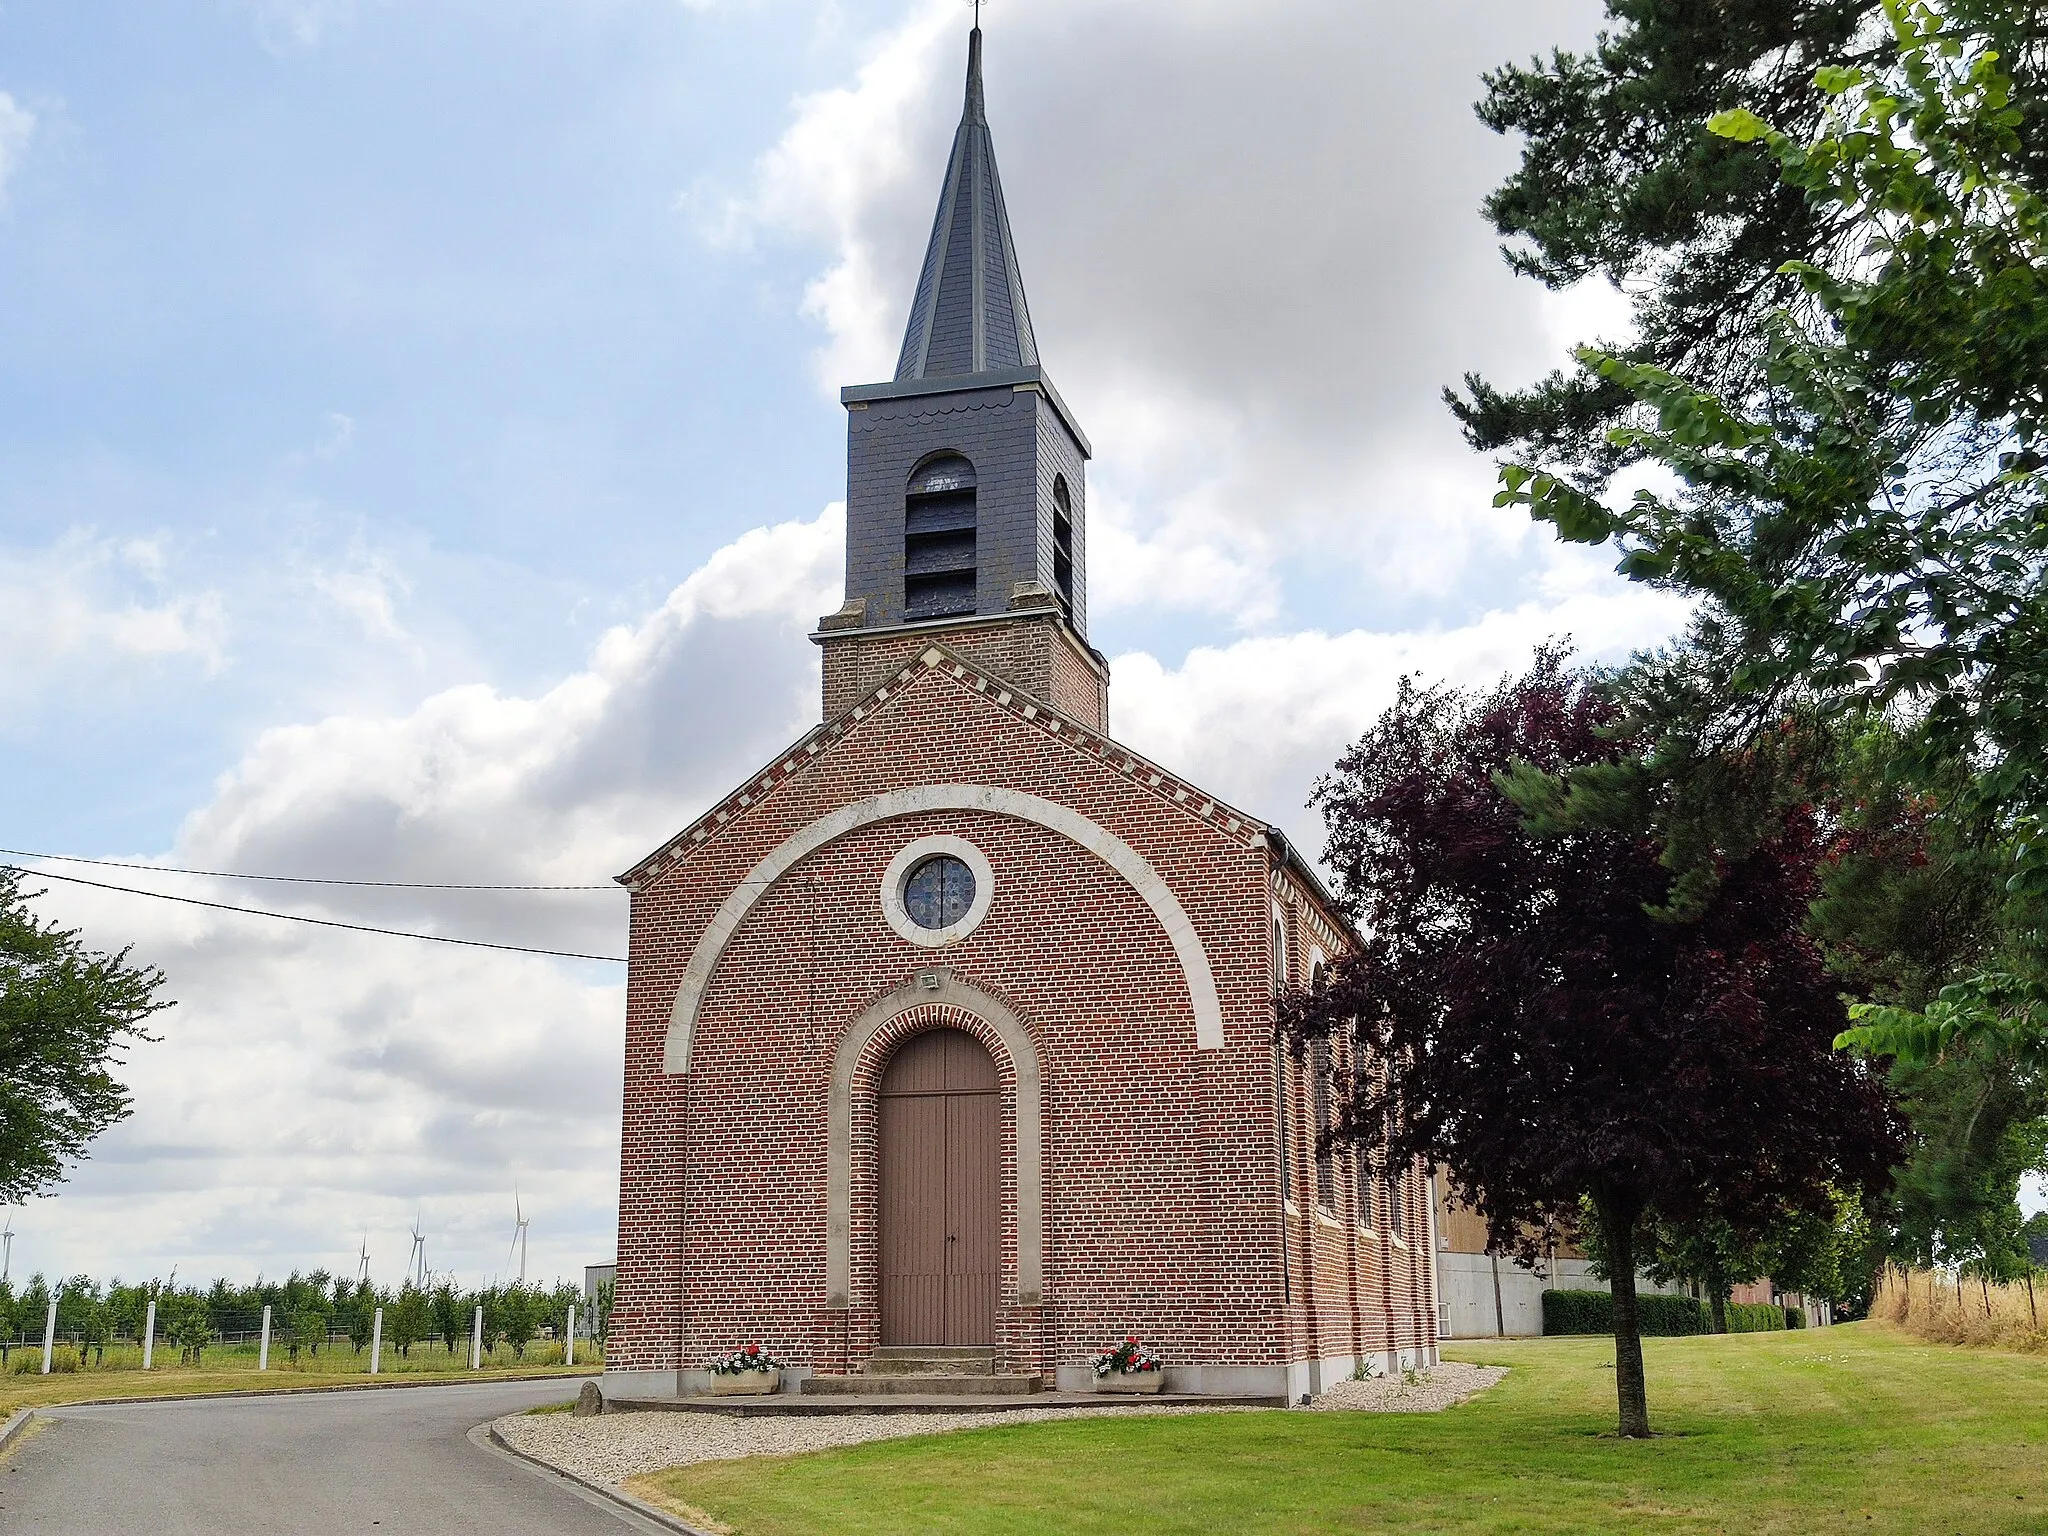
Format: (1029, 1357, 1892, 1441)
(616, 638, 1269, 890)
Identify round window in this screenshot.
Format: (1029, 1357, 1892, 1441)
(902, 854, 976, 931)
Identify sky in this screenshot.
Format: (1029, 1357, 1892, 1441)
(1, 0, 1876, 1294)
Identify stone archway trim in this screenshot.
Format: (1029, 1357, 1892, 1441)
(827, 974, 1043, 1307)
(662, 783, 1223, 1073)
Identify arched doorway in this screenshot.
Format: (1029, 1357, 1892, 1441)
(878, 1028, 999, 1345)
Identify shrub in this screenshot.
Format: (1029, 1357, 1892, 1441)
(1785, 1307, 1807, 1329)
(1541, 1290, 1706, 1336)
(1726, 1302, 1787, 1333)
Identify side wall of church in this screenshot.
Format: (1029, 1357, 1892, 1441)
(611, 659, 1296, 1385)
(1269, 868, 1441, 1378)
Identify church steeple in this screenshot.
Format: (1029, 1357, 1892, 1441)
(823, 24, 1104, 729)
(895, 28, 1040, 382)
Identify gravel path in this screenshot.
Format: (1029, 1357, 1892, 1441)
(1303, 1361, 1508, 1412)
(495, 1402, 1236, 1486)
(495, 1366, 1506, 1488)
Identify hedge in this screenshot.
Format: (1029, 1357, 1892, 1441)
(1541, 1290, 1706, 1337)
(1726, 1301, 1788, 1333)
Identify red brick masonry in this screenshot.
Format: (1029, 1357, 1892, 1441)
(605, 630, 1437, 1400)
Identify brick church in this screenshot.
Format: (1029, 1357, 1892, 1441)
(601, 27, 1439, 1404)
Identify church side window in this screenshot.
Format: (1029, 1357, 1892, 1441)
(1273, 917, 1291, 1205)
(1388, 1164, 1407, 1242)
(1311, 1038, 1334, 1212)
(1353, 1025, 1375, 1230)
(904, 453, 978, 620)
(1310, 961, 1333, 1212)
(1051, 474, 1075, 622)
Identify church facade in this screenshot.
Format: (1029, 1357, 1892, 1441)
(602, 29, 1439, 1404)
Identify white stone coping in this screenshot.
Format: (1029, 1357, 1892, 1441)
(663, 784, 1224, 1072)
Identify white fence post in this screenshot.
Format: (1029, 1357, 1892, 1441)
(470, 1305, 483, 1370)
(370, 1307, 383, 1375)
(142, 1298, 156, 1370)
(258, 1304, 272, 1371)
(563, 1306, 574, 1367)
(40, 1296, 56, 1375)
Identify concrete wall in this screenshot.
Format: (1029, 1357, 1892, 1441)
(1437, 1252, 1690, 1338)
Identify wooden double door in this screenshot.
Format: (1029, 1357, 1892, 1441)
(878, 1028, 999, 1346)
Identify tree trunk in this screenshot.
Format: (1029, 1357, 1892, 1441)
(1593, 1190, 1652, 1438)
(1710, 1289, 1728, 1335)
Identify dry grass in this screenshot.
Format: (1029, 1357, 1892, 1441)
(1873, 1266, 2048, 1353)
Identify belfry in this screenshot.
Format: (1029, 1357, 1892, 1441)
(818, 27, 1104, 730)
(602, 27, 1439, 1407)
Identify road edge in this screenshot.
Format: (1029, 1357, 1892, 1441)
(479, 1420, 723, 1536)
(0, 1406, 37, 1456)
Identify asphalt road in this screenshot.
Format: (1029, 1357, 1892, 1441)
(0, 1377, 662, 1535)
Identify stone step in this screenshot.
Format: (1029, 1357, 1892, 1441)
(863, 1347, 1001, 1378)
(801, 1372, 1040, 1396)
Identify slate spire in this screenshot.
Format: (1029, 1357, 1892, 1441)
(894, 27, 1040, 382)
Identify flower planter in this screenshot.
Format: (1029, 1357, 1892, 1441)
(1095, 1368, 1165, 1394)
(707, 1367, 782, 1397)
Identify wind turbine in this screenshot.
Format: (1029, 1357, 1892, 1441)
(408, 1211, 428, 1289)
(507, 1189, 530, 1286)
(356, 1233, 371, 1286)
(1, 1214, 12, 1283)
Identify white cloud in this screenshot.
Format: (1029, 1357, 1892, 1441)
(248, 0, 357, 54)
(0, 533, 228, 714)
(7, 508, 842, 1287)
(0, 92, 31, 205)
(1109, 545, 1693, 859)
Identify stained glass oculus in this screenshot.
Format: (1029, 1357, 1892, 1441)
(903, 854, 976, 930)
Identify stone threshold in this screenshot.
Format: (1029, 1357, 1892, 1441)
(606, 1390, 1284, 1417)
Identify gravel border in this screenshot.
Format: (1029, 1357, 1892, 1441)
(1300, 1361, 1507, 1413)
(493, 1365, 1506, 1488)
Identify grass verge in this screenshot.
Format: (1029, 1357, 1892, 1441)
(628, 1324, 2046, 1535)
(0, 1352, 592, 1416)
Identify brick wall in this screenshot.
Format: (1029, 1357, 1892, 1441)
(818, 611, 1106, 730)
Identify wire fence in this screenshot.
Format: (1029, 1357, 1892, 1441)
(0, 1273, 614, 1379)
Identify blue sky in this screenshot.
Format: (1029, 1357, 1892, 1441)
(15, 0, 1894, 1290)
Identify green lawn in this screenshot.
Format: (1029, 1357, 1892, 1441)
(631, 1325, 2048, 1535)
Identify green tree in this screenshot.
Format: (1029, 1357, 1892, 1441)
(386, 1284, 428, 1357)
(1497, 3, 2048, 894)
(0, 869, 172, 1202)
(499, 1284, 536, 1361)
(430, 1281, 463, 1356)
(163, 1291, 213, 1366)
(285, 1304, 326, 1364)
(1455, 0, 2047, 481)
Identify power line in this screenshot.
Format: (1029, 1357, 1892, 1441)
(1, 865, 627, 964)
(0, 848, 619, 891)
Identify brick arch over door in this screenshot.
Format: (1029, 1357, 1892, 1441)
(660, 783, 1225, 1073)
(827, 974, 1044, 1309)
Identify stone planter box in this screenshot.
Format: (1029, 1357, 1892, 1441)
(706, 1367, 782, 1397)
(1095, 1369, 1165, 1394)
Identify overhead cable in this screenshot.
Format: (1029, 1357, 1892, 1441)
(0, 848, 619, 891)
(1, 865, 627, 964)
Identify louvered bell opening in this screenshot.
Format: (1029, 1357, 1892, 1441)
(1051, 475, 1075, 623)
(905, 455, 978, 621)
